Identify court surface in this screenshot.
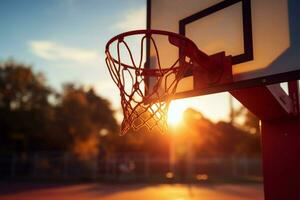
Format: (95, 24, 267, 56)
(0, 183, 263, 200)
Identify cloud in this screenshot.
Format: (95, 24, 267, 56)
(112, 6, 146, 31)
(28, 40, 99, 64)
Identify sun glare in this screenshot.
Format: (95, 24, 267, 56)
(167, 100, 188, 125)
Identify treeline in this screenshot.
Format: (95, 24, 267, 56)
(0, 60, 118, 159)
(177, 108, 261, 158)
(112, 107, 261, 159)
(0, 60, 261, 159)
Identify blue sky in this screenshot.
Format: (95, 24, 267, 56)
(0, 0, 241, 123)
(0, 0, 146, 107)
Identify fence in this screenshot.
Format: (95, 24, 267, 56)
(0, 152, 262, 182)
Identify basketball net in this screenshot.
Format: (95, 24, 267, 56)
(105, 30, 198, 135)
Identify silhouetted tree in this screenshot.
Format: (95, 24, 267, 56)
(54, 84, 118, 159)
(235, 107, 260, 134)
(180, 108, 261, 157)
(0, 60, 52, 152)
(0, 60, 119, 157)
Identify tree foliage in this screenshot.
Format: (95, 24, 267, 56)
(0, 60, 118, 156)
(0, 60, 261, 159)
(0, 61, 52, 152)
(234, 106, 260, 134)
(55, 84, 118, 159)
(175, 108, 261, 157)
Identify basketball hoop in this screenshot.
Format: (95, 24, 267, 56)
(105, 30, 219, 135)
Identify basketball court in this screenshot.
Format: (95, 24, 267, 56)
(0, 183, 263, 200)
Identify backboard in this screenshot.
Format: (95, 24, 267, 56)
(147, 0, 300, 99)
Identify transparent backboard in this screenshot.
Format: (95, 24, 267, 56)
(147, 0, 300, 98)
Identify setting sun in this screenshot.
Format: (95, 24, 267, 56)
(167, 100, 189, 125)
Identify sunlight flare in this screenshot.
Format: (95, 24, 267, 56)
(167, 100, 189, 125)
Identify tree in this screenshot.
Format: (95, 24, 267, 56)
(0, 60, 50, 110)
(0, 60, 52, 152)
(55, 84, 118, 159)
(235, 107, 260, 134)
(179, 108, 261, 157)
(0, 60, 119, 157)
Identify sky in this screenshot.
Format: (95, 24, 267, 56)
(0, 0, 242, 123)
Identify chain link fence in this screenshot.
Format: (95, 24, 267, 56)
(0, 152, 262, 182)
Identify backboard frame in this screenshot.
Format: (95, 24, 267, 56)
(147, 0, 300, 99)
(179, 0, 253, 66)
